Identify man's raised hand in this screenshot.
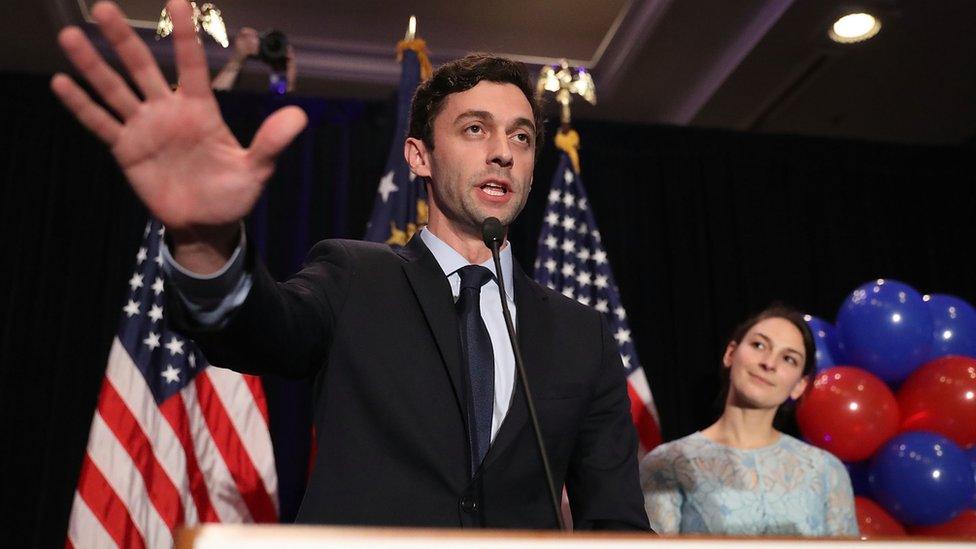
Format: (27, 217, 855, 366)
(50, 1, 306, 267)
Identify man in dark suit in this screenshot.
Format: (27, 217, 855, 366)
(52, 0, 649, 531)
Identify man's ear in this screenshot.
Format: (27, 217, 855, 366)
(404, 137, 432, 179)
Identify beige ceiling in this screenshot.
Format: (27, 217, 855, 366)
(76, 0, 628, 63)
(6, 0, 976, 145)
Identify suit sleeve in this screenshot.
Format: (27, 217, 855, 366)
(160, 222, 251, 329)
(565, 313, 652, 531)
(167, 238, 357, 378)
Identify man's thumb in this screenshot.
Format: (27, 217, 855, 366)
(250, 105, 308, 164)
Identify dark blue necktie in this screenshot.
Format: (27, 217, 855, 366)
(455, 265, 495, 475)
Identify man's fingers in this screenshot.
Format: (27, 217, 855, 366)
(57, 26, 140, 120)
(249, 106, 308, 165)
(51, 73, 122, 145)
(91, 1, 170, 100)
(168, 0, 213, 97)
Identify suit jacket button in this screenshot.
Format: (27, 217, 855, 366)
(460, 496, 479, 513)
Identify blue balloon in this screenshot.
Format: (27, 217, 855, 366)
(805, 315, 847, 372)
(836, 279, 933, 384)
(869, 431, 975, 526)
(845, 460, 872, 497)
(968, 446, 976, 510)
(925, 294, 976, 360)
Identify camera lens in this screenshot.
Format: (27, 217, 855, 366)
(258, 30, 289, 71)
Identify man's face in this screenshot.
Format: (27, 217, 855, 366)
(413, 81, 536, 237)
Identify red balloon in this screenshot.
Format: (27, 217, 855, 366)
(797, 366, 900, 461)
(910, 509, 976, 538)
(898, 355, 976, 448)
(856, 496, 906, 538)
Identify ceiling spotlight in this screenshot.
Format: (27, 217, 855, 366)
(829, 12, 881, 43)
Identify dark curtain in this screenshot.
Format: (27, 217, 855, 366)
(511, 122, 976, 442)
(2, 71, 974, 546)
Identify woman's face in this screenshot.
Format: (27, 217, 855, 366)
(723, 317, 809, 410)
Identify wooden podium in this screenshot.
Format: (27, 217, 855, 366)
(176, 525, 971, 548)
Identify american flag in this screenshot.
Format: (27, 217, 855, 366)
(363, 45, 428, 247)
(67, 219, 278, 548)
(534, 153, 663, 454)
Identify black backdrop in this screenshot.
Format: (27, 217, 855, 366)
(2, 71, 974, 546)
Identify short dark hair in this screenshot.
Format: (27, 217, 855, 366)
(408, 53, 545, 155)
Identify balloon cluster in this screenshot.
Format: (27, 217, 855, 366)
(797, 279, 976, 539)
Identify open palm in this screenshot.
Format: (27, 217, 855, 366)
(51, 0, 306, 232)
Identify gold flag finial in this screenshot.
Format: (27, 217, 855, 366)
(536, 60, 596, 172)
(396, 15, 432, 81)
(535, 59, 596, 129)
(404, 15, 417, 42)
(157, 2, 229, 47)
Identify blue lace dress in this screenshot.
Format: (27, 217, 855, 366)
(639, 432, 858, 536)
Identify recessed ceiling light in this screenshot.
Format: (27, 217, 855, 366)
(829, 12, 881, 43)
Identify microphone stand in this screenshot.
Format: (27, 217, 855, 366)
(482, 217, 566, 531)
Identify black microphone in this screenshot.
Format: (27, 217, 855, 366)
(481, 217, 566, 531)
(480, 216, 505, 249)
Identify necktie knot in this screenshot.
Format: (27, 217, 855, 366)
(457, 265, 494, 291)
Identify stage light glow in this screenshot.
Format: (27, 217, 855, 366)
(829, 13, 881, 44)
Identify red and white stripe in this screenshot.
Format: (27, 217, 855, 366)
(67, 338, 277, 548)
(626, 368, 662, 456)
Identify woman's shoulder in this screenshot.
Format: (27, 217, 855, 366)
(642, 432, 710, 466)
(640, 433, 705, 485)
(777, 433, 846, 471)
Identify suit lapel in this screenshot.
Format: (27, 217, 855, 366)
(483, 262, 551, 470)
(398, 236, 466, 415)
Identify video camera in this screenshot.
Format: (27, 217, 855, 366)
(253, 29, 289, 72)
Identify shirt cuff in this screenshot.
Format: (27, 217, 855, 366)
(160, 223, 253, 328)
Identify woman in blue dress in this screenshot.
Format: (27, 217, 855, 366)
(640, 305, 858, 536)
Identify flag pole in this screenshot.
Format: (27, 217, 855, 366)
(533, 62, 663, 457)
(363, 19, 430, 246)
